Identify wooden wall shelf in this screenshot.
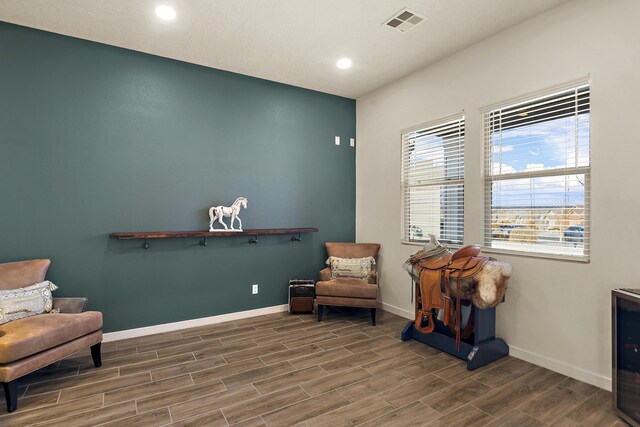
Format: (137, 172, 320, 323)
(110, 227, 318, 249)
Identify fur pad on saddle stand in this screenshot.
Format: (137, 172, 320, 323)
(403, 235, 512, 310)
(401, 234, 512, 369)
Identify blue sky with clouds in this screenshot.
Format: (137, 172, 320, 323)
(490, 113, 590, 208)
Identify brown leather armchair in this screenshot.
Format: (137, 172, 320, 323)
(316, 242, 381, 325)
(0, 259, 103, 412)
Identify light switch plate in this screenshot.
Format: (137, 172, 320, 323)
(350, 138, 355, 147)
(335, 136, 340, 145)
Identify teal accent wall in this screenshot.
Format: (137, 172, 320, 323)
(0, 23, 356, 332)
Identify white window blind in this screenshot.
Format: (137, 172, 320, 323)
(402, 114, 465, 245)
(482, 78, 590, 260)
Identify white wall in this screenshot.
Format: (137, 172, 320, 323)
(356, 0, 640, 390)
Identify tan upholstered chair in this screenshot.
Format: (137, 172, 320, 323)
(0, 259, 103, 412)
(316, 242, 381, 325)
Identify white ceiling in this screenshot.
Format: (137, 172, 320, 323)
(0, 0, 568, 99)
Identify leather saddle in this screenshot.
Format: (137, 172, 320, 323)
(414, 244, 488, 347)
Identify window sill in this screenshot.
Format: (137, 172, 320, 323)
(480, 246, 590, 263)
(402, 240, 589, 263)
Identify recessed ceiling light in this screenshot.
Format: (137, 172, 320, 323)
(155, 5, 176, 21)
(336, 58, 352, 70)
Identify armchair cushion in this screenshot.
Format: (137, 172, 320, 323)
(326, 256, 375, 280)
(0, 281, 58, 325)
(0, 312, 103, 364)
(320, 268, 377, 284)
(316, 279, 378, 300)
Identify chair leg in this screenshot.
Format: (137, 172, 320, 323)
(3, 380, 17, 412)
(370, 308, 377, 326)
(317, 304, 323, 322)
(91, 342, 102, 368)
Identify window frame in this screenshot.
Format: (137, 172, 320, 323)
(481, 78, 591, 262)
(400, 112, 466, 246)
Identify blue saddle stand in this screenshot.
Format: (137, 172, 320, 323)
(401, 304, 509, 370)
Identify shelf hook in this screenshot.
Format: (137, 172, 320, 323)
(143, 237, 149, 249)
(249, 235, 258, 244)
(291, 233, 302, 242)
(200, 236, 207, 247)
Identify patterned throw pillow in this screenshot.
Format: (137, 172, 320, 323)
(0, 281, 58, 325)
(326, 256, 376, 280)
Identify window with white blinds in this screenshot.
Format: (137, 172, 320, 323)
(482, 79, 590, 260)
(402, 114, 465, 245)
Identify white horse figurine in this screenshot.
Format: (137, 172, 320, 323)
(209, 197, 248, 231)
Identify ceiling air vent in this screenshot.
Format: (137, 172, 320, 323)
(383, 8, 426, 33)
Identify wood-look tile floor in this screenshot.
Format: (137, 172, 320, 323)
(0, 308, 623, 427)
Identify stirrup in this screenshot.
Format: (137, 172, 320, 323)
(414, 311, 435, 334)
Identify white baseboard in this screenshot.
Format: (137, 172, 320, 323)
(103, 304, 288, 343)
(378, 300, 414, 320)
(509, 345, 611, 391)
(378, 300, 611, 391)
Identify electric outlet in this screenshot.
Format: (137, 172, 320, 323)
(335, 136, 340, 145)
(252, 284, 259, 295)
